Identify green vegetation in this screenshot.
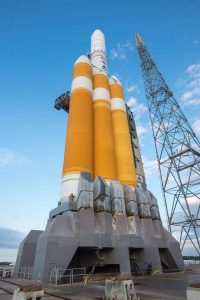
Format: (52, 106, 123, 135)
(182, 256, 200, 261)
(0, 262, 11, 265)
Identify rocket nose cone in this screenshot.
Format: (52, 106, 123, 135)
(92, 29, 104, 39)
(109, 76, 122, 86)
(74, 55, 91, 65)
(91, 29, 106, 53)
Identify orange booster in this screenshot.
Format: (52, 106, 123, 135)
(61, 55, 93, 202)
(109, 76, 137, 188)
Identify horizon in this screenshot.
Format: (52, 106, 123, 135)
(0, 0, 200, 261)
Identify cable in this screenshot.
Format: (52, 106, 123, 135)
(91, 63, 118, 83)
(140, 0, 197, 34)
(83, 54, 119, 83)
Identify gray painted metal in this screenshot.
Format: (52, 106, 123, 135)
(135, 187, 151, 219)
(93, 176, 111, 212)
(49, 201, 75, 219)
(126, 104, 146, 189)
(14, 230, 43, 278)
(110, 181, 125, 214)
(14, 174, 183, 282)
(123, 185, 138, 217)
(77, 172, 93, 209)
(148, 191, 161, 220)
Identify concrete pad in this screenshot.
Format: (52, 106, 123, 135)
(2, 267, 200, 299)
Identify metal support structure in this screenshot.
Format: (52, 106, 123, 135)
(135, 34, 200, 255)
(126, 104, 137, 169)
(54, 91, 70, 112)
(126, 104, 147, 188)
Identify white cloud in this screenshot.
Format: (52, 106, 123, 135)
(188, 78, 200, 88)
(180, 196, 200, 207)
(181, 91, 193, 101)
(142, 156, 159, 178)
(126, 83, 138, 93)
(127, 96, 147, 119)
(110, 48, 126, 60)
(0, 227, 24, 249)
(187, 196, 200, 206)
(136, 125, 148, 137)
(181, 63, 200, 106)
(187, 63, 200, 77)
(184, 98, 200, 105)
(181, 88, 200, 102)
(193, 119, 200, 135)
(0, 148, 29, 167)
(110, 41, 134, 61)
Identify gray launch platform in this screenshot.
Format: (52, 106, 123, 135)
(14, 173, 183, 283)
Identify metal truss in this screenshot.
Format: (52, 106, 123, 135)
(54, 91, 70, 113)
(135, 34, 200, 255)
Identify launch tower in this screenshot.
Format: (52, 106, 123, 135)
(136, 34, 200, 255)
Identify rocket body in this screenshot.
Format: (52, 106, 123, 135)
(91, 30, 117, 181)
(109, 77, 137, 188)
(60, 29, 137, 202)
(61, 56, 93, 202)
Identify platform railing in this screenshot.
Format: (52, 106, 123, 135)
(49, 267, 86, 285)
(18, 267, 33, 280)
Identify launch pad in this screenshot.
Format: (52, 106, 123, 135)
(14, 29, 183, 282)
(14, 174, 183, 282)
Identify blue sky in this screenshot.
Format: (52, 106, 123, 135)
(0, 0, 200, 261)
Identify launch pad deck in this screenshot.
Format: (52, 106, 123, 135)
(0, 266, 200, 300)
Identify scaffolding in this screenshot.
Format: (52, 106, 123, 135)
(135, 34, 200, 255)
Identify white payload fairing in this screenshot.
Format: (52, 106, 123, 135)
(91, 30, 118, 183)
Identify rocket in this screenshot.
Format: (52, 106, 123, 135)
(14, 30, 184, 281)
(60, 55, 93, 202)
(91, 30, 117, 182)
(60, 29, 137, 203)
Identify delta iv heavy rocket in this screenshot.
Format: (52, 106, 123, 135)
(61, 29, 137, 194)
(14, 30, 183, 282)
